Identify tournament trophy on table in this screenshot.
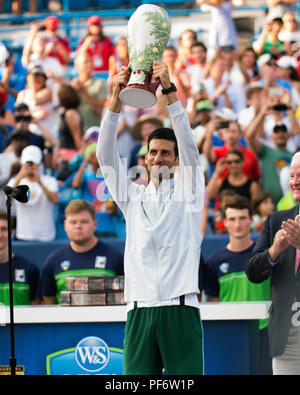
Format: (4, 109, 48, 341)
(119, 4, 171, 109)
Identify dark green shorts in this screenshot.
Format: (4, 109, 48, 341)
(123, 305, 204, 375)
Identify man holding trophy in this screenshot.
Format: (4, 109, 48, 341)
(96, 4, 205, 375)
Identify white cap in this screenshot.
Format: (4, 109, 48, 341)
(84, 126, 100, 141)
(21, 145, 42, 164)
(257, 53, 272, 69)
(281, 31, 300, 43)
(213, 107, 237, 121)
(0, 43, 9, 67)
(277, 55, 298, 69)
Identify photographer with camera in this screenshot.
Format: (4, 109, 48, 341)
(7, 145, 58, 241)
(245, 95, 294, 205)
(202, 110, 261, 181)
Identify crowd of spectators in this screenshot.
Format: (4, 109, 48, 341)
(0, 3, 299, 240)
(0, 2, 299, 295)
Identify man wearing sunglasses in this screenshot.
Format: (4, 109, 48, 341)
(3, 103, 57, 153)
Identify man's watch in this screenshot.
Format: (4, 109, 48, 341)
(161, 82, 177, 95)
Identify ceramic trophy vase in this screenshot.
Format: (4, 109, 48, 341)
(119, 4, 171, 109)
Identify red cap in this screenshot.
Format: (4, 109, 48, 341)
(88, 15, 102, 26)
(44, 16, 59, 31)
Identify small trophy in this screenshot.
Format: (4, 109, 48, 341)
(119, 4, 171, 109)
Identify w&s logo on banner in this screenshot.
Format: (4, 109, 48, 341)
(46, 336, 123, 375)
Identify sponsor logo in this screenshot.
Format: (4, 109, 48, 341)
(15, 269, 25, 283)
(46, 336, 123, 375)
(60, 260, 71, 271)
(95, 256, 107, 269)
(75, 337, 109, 372)
(219, 262, 229, 274)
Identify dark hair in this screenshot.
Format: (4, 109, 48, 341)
(58, 83, 81, 109)
(252, 191, 274, 215)
(191, 42, 207, 53)
(147, 128, 179, 158)
(226, 149, 244, 161)
(223, 195, 252, 218)
(240, 46, 258, 61)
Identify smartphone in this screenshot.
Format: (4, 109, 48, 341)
(218, 121, 230, 129)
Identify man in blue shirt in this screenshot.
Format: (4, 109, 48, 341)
(41, 199, 124, 304)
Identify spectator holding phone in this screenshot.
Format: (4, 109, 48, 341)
(8, 145, 58, 241)
(203, 116, 261, 181)
(253, 18, 285, 57)
(246, 104, 294, 204)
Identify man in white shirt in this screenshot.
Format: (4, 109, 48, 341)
(8, 145, 58, 241)
(0, 129, 29, 214)
(97, 62, 205, 375)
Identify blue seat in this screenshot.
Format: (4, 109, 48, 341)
(95, 212, 117, 236)
(94, 0, 122, 8)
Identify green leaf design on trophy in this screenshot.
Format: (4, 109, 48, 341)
(128, 8, 171, 73)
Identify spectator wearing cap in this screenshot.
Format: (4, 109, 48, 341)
(246, 101, 294, 204)
(257, 53, 292, 93)
(281, 33, 300, 79)
(128, 115, 163, 169)
(8, 145, 58, 241)
(72, 52, 107, 132)
(67, 126, 101, 174)
(43, 16, 71, 68)
(253, 17, 285, 57)
(76, 15, 115, 73)
(16, 64, 55, 137)
(276, 55, 300, 107)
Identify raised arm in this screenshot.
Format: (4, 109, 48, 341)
(96, 67, 137, 213)
(152, 61, 204, 207)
